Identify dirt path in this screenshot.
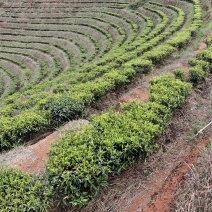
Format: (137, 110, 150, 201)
(122, 135, 212, 212)
(0, 119, 89, 175)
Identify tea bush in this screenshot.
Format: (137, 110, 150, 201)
(45, 96, 86, 127)
(0, 167, 50, 212)
(189, 65, 206, 84)
(47, 75, 192, 207)
(174, 69, 186, 81)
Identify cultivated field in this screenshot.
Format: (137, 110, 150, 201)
(0, 0, 203, 149)
(0, 0, 212, 211)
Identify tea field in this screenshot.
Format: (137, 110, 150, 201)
(0, 0, 212, 211)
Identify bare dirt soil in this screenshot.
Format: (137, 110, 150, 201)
(0, 119, 89, 175)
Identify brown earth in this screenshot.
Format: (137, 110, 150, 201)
(0, 119, 89, 175)
(123, 136, 212, 212)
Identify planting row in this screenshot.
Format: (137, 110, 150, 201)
(0, 74, 193, 211)
(1, 30, 212, 212)
(0, 0, 202, 150)
(1, 3, 144, 90)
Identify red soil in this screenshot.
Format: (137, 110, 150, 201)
(13, 131, 60, 175)
(122, 136, 212, 212)
(196, 42, 208, 52)
(148, 136, 210, 212)
(121, 87, 149, 103)
(0, 120, 89, 175)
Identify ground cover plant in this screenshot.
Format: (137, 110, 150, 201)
(0, 167, 51, 212)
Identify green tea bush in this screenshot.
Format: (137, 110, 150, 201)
(174, 69, 186, 81)
(0, 111, 49, 150)
(0, 167, 50, 212)
(121, 67, 136, 80)
(104, 70, 129, 87)
(124, 59, 153, 73)
(149, 76, 192, 112)
(47, 76, 192, 207)
(71, 79, 114, 100)
(197, 47, 212, 63)
(189, 65, 207, 84)
(188, 58, 210, 72)
(45, 96, 86, 127)
(166, 31, 191, 48)
(206, 35, 212, 46)
(142, 44, 177, 63)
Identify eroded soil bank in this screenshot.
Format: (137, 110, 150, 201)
(0, 120, 89, 175)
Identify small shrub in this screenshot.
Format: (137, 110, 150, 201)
(124, 59, 153, 73)
(0, 111, 49, 150)
(0, 167, 51, 212)
(45, 96, 86, 127)
(206, 34, 212, 46)
(189, 66, 206, 84)
(174, 69, 186, 81)
(197, 47, 212, 63)
(149, 75, 192, 112)
(104, 70, 128, 87)
(188, 58, 210, 72)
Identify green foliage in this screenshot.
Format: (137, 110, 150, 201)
(103, 70, 129, 87)
(189, 65, 206, 84)
(149, 76, 192, 112)
(166, 31, 191, 48)
(197, 46, 212, 64)
(142, 44, 177, 63)
(189, 39, 212, 85)
(71, 79, 114, 100)
(0, 111, 49, 150)
(45, 96, 86, 127)
(206, 35, 212, 46)
(121, 67, 136, 80)
(47, 75, 192, 207)
(174, 69, 186, 81)
(0, 167, 50, 212)
(124, 59, 153, 73)
(188, 58, 210, 72)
